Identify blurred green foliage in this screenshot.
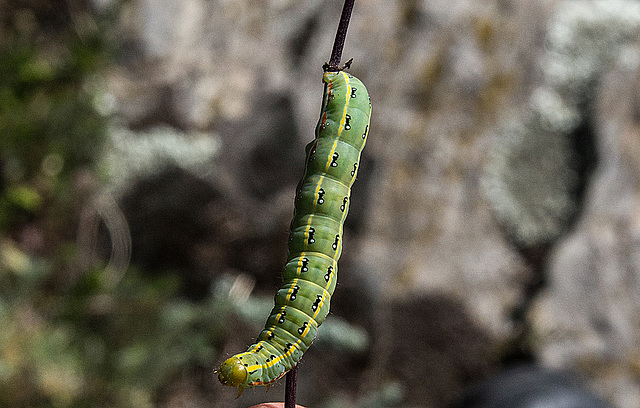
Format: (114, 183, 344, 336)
(0, 230, 232, 404)
(0, 3, 230, 407)
(0, 254, 229, 407)
(0, 2, 107, 233)
(0, 19, 104, 176)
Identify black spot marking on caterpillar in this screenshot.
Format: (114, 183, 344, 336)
(344, 114, 351, 130)
(324, 266, 333, 282)
(340, 197, 348, 212)
(351, 163, 357, 177)
(308, 142, 317, 162)
(317, 188, 325, 204)
(330, 152, 339, 167)
(363, 124, 368, 139)
(290, 285, 299, 300)
(301, 258, 309, 272)
(308, 227, 315, 244)
(298, 322, 308, 335)
(311, 295, 322, 311)
(278, 311, 286, 324)
(332, 235, 340, 250)
(351, 87, 357, 98)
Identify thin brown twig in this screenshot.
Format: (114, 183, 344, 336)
(284, 364, 298, 408)
(324, 0, 356, 72)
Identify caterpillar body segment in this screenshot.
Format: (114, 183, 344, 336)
(217, 71, 371, 392)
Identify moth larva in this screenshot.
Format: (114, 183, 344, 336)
(217, 70, 371, 394)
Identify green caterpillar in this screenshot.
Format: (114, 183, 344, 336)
(217, 70, 371, 394)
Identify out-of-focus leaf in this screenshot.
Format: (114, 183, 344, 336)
(5, 185, 41, 211)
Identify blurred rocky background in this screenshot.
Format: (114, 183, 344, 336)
(1, 0, 640, 407)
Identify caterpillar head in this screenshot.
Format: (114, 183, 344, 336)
(217, 356, 247, 388)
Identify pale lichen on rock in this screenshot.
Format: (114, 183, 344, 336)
(482, 0, 640, 248)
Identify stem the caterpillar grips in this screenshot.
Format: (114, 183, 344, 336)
(217, 69, 371, 395)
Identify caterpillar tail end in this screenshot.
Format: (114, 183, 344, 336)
(217, 356, 247, 395)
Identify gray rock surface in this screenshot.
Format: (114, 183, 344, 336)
(105, 0, 640, 406)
